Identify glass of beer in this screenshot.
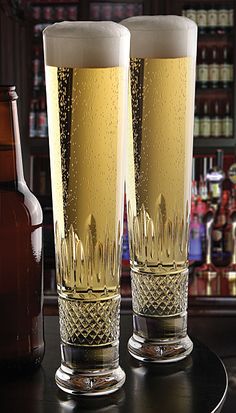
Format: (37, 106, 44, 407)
(122, 16, 197, 362)
(43, 22, 130, 395)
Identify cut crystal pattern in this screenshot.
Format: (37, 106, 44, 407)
(131, 269, 188, 317)
(55, 222, 121, 294)
(58, 295, 120, 346)
(128, 198, 189, 268)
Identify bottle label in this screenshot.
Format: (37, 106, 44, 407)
(191, 226, 200, 239)
(200, 118, 211, 137)
(211, 119, 222, 137)
(209, 64, 220, 82)
(197, 64, 208, 82)
(217, 213, 226, 227)
(194, 117, 200, 137)
(29, 112, 36, 138)
(212, 229, 223, 242)
(218, 9, 229, 27)
(186, 9, 197, 22)
(220, 64, 231, 82)
(211, 183, 221, 199)
(222, 118, 233, 137)
(196, 10, 207, 27)
(207, 10, 217, 27)
(38, 113, 48, 138)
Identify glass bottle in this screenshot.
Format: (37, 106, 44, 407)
(206, 149, 225, 205)
(189, 212, 202, 262)
(211, 100, 222, 137)
(196, 3, 207, 34)
(200, 101, 211, 137)
(218, 4, 229, 33)
(197, 46, 208, 88)
(220, 46, 232, 88)
(0, 85, 44, 371)
(209, 46, 220, 88)
(222, 100, 233, 138)
(185, 3, 197, 22)
(207, 3, 218, 34)
(211, 190, 230, 267)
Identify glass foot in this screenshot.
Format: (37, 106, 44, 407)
(55, 364, 126, 396)
(128, 334, 193, 363)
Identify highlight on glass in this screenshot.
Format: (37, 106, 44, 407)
(43, 21, 130, 395)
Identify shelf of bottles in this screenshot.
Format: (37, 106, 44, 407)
(182, 3, 234, 141)
(189, 149, 236, 296)
(29, 2, 79, 141)
(89, 1, 143, 21)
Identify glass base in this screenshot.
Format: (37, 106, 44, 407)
(129, 268, 193, 363)
(55, 364, 125, 396)
(128, 333, 193, 363)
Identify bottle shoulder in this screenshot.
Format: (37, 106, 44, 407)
(0, 182, 43, 226)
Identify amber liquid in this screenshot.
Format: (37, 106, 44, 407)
(0, 145, 44, 371)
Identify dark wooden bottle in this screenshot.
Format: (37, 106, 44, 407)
(0, 85, 44, 371)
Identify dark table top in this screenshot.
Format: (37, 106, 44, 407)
(0, 314, 230, 413)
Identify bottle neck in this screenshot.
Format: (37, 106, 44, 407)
(0, 99, 25, 186)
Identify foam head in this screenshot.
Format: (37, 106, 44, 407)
(43, 21, 130, 68)
(121, 15, 197, 59)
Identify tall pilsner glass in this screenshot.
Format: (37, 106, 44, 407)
(122, 16, 197, 362)
(43, 22, 130, 394)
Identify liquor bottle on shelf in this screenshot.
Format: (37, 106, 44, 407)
(196, 3, 208, 34)
(218, 4, 229, 33)
(199, 157, 208, 201)
(223, 166, 236, 285)
(209, 46, 220, 88)
(183, 3, 197, 22)
(29, 99, 37, 138)
(222, 99, 233, 138)
(0, 86, 44, 370)
(189, 212, 203, 262)
(196, 45, 208, 88)
(33, 53, 41, 89)
(67, 5, 77, 21)
(206, 149, 225, 205)
(211, 190, 231, 267)
(192, 157, 198, 200)
(207, 4, 218, 33)
(211, 100, 222, 137)
(200, 101, 211, 137)
(194, 101, 200, 138)
(196, 208, 218, 296)
(38, 96, 48, 138)
(220, 45, 233, 88)
(34, 98, 39, 137)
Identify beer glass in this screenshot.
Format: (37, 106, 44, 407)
(43, 22, 130, 395)
(122, 16, 197, 362)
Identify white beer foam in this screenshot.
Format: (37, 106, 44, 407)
(121, 16, 197, 59)
(43, 21, 130, 68)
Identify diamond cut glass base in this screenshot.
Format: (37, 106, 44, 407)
(55, 363, 125, 396)
(56, 295, 125, 395)
(128, 332, 193, 363)
(129, 268, 193, 363)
